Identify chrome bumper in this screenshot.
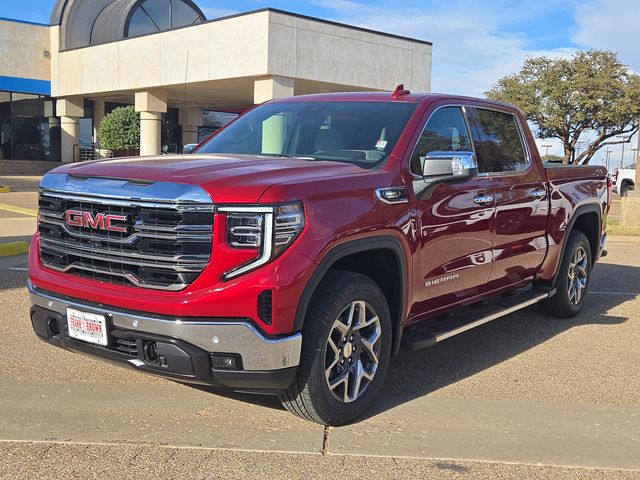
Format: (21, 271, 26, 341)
(28, 283, 301, 371)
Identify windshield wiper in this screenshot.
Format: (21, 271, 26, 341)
(277, 154, 317, 161)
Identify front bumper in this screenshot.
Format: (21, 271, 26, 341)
(29, 283, 301, 391)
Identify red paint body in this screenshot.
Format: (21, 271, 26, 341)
(28, 93, 610, 337)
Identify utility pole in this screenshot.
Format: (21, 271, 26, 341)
(617, 135, 632, 168)
(605, 149, 612, 171)
(541, 144, 552, 156)
(631, 148, 638, 168)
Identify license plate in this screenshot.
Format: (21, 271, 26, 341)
(66, 308, 108, 346)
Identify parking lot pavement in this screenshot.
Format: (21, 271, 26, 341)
(0, 191, 37, 250)
(0, 176, 42, 193)
(1, 238, 639, 478)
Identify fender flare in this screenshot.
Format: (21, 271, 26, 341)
(293, 235, 408, 355)
(550, 202, 602, 286)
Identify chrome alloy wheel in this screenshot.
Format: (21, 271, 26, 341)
(568, 245, 588, 305)
(324, 300, 382, 403)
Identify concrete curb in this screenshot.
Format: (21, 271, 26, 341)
(0, 241, 29, 257)
(0, 186, 10, 193)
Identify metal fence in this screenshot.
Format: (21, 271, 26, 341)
(72, 144, 113, 162)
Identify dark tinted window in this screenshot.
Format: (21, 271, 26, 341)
(126, 0, 204, 38)
(198, 101, 417, 169)
(411, 106, 472, 175)
(470, 108, 527, 173)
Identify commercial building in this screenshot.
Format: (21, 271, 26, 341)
(0, 0, 432, 171)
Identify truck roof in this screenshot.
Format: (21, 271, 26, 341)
(268, 91, 516, 109)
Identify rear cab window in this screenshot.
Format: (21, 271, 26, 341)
(468, 107, 528, 174)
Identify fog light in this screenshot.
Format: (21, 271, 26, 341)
(210, 354, 241, 370)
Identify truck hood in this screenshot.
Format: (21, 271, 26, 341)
(50, 153, 371, 203)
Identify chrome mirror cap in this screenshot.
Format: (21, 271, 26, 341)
(422, 151, 477, 179)
(183, 144, 198, 154)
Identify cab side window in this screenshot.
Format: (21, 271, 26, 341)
(411, 107, 473, 175)
(469, 107, 527, 173)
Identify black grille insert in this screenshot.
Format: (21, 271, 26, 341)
(38, 191, 213, 290)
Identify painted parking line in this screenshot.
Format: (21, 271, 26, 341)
(590, 291, 639, 296)
(0, 203, 37, 217)
(0, 241, 29, 257)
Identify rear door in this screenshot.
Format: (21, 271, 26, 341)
(467, 106, 548, 289)
(408, 105, 496, 320)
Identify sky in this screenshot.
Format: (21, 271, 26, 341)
(3, 0, 640, 164)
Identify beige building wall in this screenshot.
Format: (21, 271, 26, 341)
(0, 19, 51, 81)
(51, 11, 271, 98)
(51, 10, 432, 100)
(267, 10, 432, 93)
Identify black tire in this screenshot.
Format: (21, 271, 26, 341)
(541, 230, 592, 318)
(280, 270, 392, 425)
(620, 184, 629, 197)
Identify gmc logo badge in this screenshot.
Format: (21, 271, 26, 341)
(65, 210, 128, 233)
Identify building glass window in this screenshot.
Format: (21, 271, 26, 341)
(0, 92, 10, 161)
(126, 0, 204, 39)
(0, 91, 59, 162)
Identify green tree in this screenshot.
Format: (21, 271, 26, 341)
(486, 51, 640, 165)
(98, 106, 140, 152)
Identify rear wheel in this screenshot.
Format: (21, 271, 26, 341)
(620, 184, 629, 197)
(280, 271, 392, 425)
(542, 230, 592, 318)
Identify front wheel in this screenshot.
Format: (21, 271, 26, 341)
(280, 271, 392, 425)
(541, 230, 592, 318)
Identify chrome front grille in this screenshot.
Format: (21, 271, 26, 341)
(37, 175, 214, 291)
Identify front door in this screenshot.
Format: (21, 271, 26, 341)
(408, 105, 496, 321)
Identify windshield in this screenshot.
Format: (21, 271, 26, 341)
(196, 101, 417, 168)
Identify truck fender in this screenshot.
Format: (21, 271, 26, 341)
(293, 235, 408, 355)
(550, 203, 602, 286)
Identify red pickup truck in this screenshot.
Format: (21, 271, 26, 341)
(29, 89, 610, 425)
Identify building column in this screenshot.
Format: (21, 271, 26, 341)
(135, 90, 167, 156)
(179, 107, 203, 147)
(254, 76, 295, 104)
(56, 97, 84, 163)
(93, 99, 106, 144)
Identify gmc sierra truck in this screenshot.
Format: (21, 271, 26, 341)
(29, 88, 610, 425)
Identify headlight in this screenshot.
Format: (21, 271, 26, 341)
(219, 202, 305, 279)
(227, 213, 263, 248)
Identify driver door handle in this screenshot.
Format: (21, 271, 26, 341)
(473, 195, 494, 205)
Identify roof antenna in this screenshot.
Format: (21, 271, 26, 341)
(392, 84, 410, 99)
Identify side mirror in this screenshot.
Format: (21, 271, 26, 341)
(183, 144, 198, 154)
(422, 151, 478, 181)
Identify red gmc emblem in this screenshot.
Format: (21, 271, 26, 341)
(65, 210, 128, 233)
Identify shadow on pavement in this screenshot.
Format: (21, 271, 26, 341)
(187, 262, 636, 418)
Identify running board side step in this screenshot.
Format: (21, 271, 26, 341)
(402, 287, 556, 351)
